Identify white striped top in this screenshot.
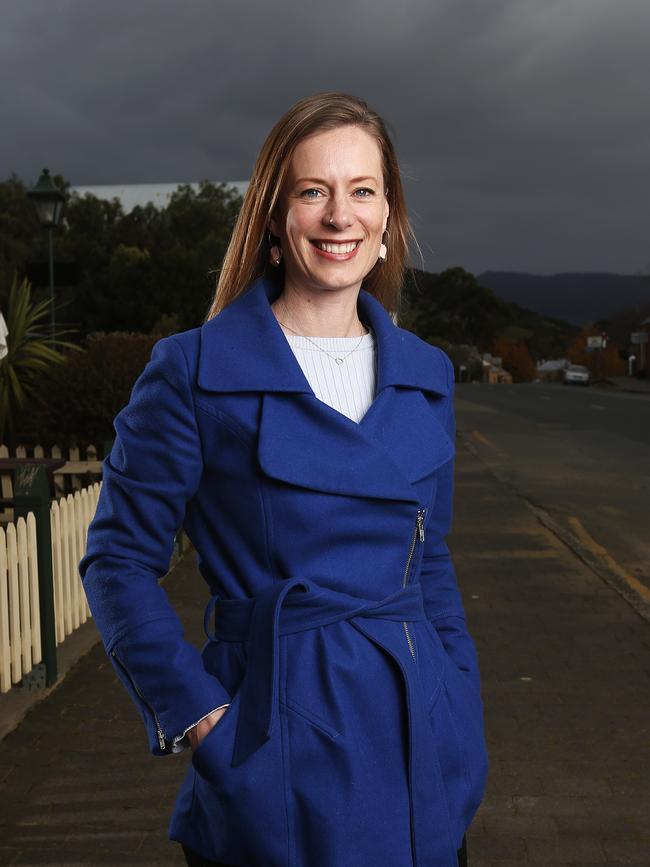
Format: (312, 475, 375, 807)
(283, 329, 377, 424)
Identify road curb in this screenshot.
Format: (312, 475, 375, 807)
(593, 379, 650, 397)
(528, 503, 650, 625)
(459, 433, 650, 625)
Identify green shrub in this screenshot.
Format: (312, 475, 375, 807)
(16, 331, 159, 452)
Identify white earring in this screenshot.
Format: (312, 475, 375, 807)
(378, 243, 387, 261)
(268, 231, 282, 266)
(378, 228, 389, 262)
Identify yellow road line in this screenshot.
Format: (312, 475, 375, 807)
(455, 549, 559, 560)
(471, 430, 498, 450)
(567, 516, 650, 603)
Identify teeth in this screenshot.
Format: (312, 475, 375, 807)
(315, 241, 359, 254)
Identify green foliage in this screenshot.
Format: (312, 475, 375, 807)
(0, 274, 82, 444)
(505, 301, 578, 361)
(401, 267, 512, 349)
(0, 174, 42, 290)
(18, 332, 159, 449)
(64, 180, 244, 334)
(0, 173, 244, 447)
(0, 174, 244, 336)
(400, 266, 577, 364)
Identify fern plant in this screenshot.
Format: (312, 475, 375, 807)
(0, 273, 83, 445)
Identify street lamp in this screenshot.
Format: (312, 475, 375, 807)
(27, 168, 67, 342)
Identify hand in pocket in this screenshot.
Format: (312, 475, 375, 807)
(188, 705, 229, 750)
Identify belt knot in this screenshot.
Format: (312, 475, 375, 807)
(203, 578, 426, 768)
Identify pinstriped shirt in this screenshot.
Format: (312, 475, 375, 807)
(284, 328, 377, 424)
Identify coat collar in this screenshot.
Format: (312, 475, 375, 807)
(197, 273, 449, 398)
(197, 274, 453, 503)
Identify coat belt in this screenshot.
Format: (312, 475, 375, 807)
(203, 577, 427, 768)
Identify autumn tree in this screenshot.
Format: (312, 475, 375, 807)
(489, 335, 537, 382)
(567, 325, 626, 378)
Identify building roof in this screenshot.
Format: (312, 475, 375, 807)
(69, 181, 249, 213)
(537, 358, 570, 371)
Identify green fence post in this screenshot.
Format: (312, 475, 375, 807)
(13, 464, 58, 687)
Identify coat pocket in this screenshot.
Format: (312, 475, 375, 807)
(190, 687, 241, 784)
(428, 649, 489, 837)
(427, 675, 471, 841)
(280, 694, 341, 740)
(190, 685, 290, 863)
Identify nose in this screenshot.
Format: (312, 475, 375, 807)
(324, 191, 354, 231)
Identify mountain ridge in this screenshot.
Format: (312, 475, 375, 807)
(476, 271, 650, 326)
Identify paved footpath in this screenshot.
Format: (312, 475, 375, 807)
(454, 436, 649, 867)
(0, 439, 648, 866)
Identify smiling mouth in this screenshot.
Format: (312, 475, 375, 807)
(310, 240, 361, 254)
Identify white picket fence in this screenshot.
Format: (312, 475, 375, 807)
(0, 481, 101, 693)
(0, 443, 104, 516)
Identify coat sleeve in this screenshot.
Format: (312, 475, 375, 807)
(78, 335, 232, 755)
(420, 349, 482, 696)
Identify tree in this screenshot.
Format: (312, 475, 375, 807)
(62, 180, 244, 333)
(0, 174, 245, 337)
(489, 335, 537, 382)
(567, 325, 626, 379)
(401, 267, 515, 349)
(0, 274, 82, 445)
(22, 331, 159, 449)
(0, 174, 42, 291)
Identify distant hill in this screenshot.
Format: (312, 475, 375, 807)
(401, 267, 577, 361)
(477, 272, 650, 327)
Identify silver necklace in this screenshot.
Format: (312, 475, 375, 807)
(277, 318, 369, 365)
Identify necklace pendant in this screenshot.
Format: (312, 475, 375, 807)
(335, 357, 344, 364)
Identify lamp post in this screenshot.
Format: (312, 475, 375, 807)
(27, 168, 67, 342)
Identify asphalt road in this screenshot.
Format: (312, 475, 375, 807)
(454, 381, 650, 606)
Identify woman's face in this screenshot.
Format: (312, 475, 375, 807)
(269, 124, 390, 295)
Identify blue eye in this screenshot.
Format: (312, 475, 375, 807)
(299, 187, 375, 199)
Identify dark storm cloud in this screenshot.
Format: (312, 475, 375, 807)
(2, 0, 649, 275)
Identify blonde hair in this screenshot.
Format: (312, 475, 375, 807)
(204, 91, 420, 321)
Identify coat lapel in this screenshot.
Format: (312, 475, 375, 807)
(197, 274, 454, 503)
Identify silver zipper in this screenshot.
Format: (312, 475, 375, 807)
(172, 703, 231, 750)
(111, 649, 167, 751)
(402, 508, 426, 662)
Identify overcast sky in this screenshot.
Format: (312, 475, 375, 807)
(2, 0, 649, 276)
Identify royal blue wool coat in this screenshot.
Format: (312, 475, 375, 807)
(78, 273, 489, 867)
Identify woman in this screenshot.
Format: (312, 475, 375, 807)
(79, 92, 489, 867)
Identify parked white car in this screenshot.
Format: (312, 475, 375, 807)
(563, 364, 590, 386)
